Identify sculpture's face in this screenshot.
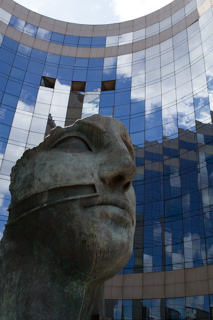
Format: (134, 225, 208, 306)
(9, 115, 136, 282)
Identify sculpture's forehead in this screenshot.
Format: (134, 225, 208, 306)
(46, 115, 134, 158)
(71, 115, 129, 141)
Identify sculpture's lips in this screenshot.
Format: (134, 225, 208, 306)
(6, 184, 99, 226)
(6, 185, 135, 228)
(81, 196, 134, 227)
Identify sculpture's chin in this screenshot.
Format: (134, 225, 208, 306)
(12, 199, 134, 282)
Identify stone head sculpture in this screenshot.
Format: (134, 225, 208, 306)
(0, 115, 136, 320)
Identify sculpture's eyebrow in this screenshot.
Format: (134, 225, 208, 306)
(76, 121, 106, 145)
(122, 138, 135, 161)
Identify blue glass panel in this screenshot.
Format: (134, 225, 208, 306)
(20, 85, 39, 102)
(75, 58, 88, 68)
(17, 44, 32, 57)
(163, 147, 179, 158)
(114, 103, 130, 117)
(0, 75, 7, 92)
(130, 115, 144, 133)
(59, 56, 75, 67)
(10, 67, 25, 81)
(43, 64, 58, 78)
(78, 37, 91, 47)
(131, 100, 145, 115)
(165, 197, 182, 221)
(99, 106, 113, 116)
(85, 81, 101, 92)
(2, 37, 18, 52)
(31, 49, 47, 62)
(24, 72, 41, 86)
(100, 91, 114, 107)
(0, 61, 11, 77)
(46, 53, 60, 65)
(88, 58, 104, 68)
(145, 126, 162, 143)
(36, 28, 52, 41)
(0, 90, 3, 103)
(0, 48, 14, 65)
(102, 68, 116, 81)
(179, 140, 197, 151)
(72, 69, 87, 81)
(0, 123, 11, 140)
(116, 77, 131, 90)
(51, 32, 65, 44)
(115, 90, 131, 105)
(206, 236, 213, 264)
(5, 80, 22, 96)
(27, 60, 44, 75)
(23, 23, 38, 36)
(13, 55, 28, 71)
(91, 37, 106, 47)
(57, 67, 73, 80)
(0, 106, 15, 126)
(64, 35, 79, 46)
(9, 15, 25, 31)
(87, 69, 102, 81)
(2, 94, 18, 109)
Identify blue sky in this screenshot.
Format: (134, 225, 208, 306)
(15, 0, 173, 24)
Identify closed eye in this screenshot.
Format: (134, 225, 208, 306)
(52, 136, 92, 152)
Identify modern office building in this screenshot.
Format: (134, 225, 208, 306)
(0, 0, 213, 318)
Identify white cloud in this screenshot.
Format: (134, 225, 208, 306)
(15, 0, 173, 24)
(112, 0, 173, 22)
(0, 232, 3, 240)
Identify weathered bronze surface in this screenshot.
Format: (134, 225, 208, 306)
(0, 115, 136, 320)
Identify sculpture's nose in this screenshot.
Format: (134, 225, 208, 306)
(98, 149, 136, 192)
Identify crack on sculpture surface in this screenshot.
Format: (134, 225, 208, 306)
(0, 114, 136, 320)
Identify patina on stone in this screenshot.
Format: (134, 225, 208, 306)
(0, 114, 136, 320)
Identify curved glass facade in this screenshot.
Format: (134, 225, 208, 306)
(1, 0, 213, 318)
